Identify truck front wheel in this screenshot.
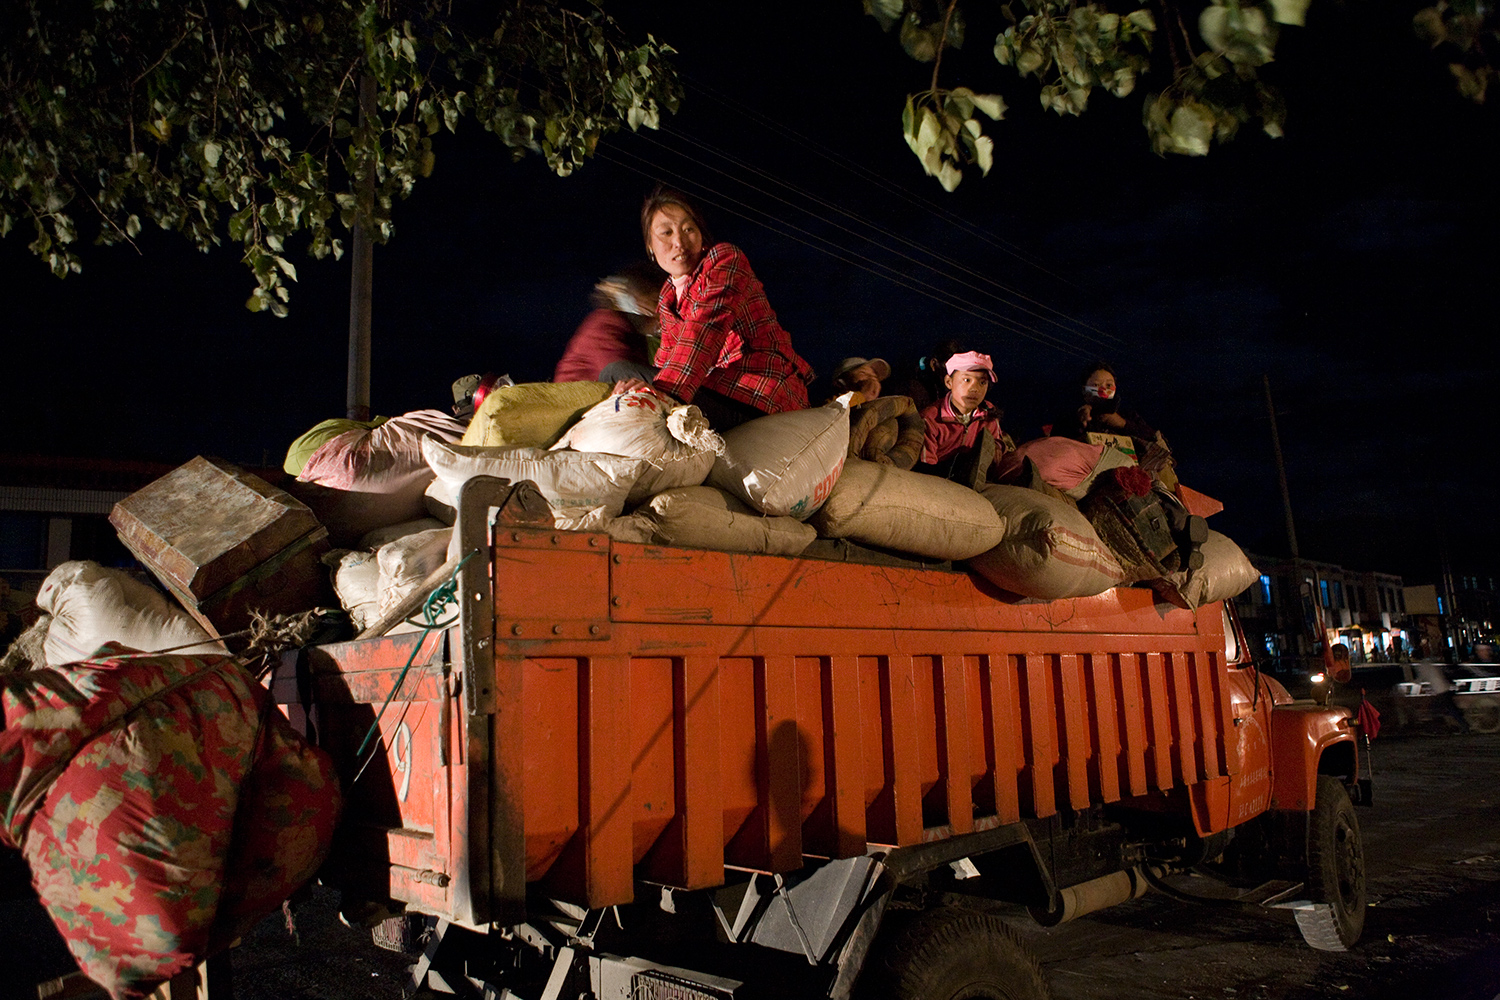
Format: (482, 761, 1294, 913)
(862, 907, 1050, 1000)
(1296, 776, 1366, 951)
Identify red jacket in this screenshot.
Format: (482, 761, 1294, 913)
(920, 395, 1007, 472)
(653, 243, 813, 413)
(554, 308, 647, 383)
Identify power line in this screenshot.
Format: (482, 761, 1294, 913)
(683, 75, 1099, 301)
(599, 147, 1092, 358)
(644, 125, 1121, 352)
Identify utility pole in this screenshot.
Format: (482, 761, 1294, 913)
(346, 73, 376, 421)
(1263, 375, 1299, 559)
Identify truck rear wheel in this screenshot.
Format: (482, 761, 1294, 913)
(1296, 776, 1365, 951)
(862, 907, 1050, 1000)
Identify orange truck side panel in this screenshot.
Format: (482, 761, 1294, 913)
(495, 535, 1248, 908)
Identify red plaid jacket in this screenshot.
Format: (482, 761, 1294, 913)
(653, 243, 813, 413)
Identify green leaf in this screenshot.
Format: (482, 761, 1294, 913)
(203, 141, 221, 168)
(972, 133, 994, 175)
(900, 13, 940, 62)
(1126, 9, 1157, 32)
(968, 91, 1007, 120)
(1267, 0, 1311, 26)
(1169, 101, 1215, 155)
(1412, 7, 1447, 47)
(1199, 6, 1230, 53)
(864, 0, 905, 32)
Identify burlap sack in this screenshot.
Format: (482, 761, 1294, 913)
(607, 486, 816, 556)
(810, 459, 1005, 561)
(967, 486, 1126, 600)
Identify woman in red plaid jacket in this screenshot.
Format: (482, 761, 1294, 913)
(602, 186, 814, 430)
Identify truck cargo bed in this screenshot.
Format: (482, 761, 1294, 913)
(279, 480, 1241, 930)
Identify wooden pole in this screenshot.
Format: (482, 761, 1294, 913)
(346, 73, 376, 421)
(1262, 374, 1299, 559)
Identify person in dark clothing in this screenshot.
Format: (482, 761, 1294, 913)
(553, 262, 664, 383)
(1052, 362, 1156, 443)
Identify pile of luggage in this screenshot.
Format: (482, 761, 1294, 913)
(280, 380, 1257, 628)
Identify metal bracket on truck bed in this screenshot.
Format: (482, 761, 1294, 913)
(450, 475, 551, 929)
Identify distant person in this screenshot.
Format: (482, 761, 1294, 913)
(602, 186, 814, 430)
(1415, 660, 1470, 733)
(554, 262, 663, 383)
(914, 351, 1012, 490)
(889, 337, 966, 411)
(1052, 361, 1157, 443)
(830, 356, 891, 401)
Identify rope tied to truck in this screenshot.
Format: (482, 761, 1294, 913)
(352, 551, 475, 773)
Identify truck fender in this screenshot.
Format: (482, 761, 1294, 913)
(1267, 705, 1358, 812)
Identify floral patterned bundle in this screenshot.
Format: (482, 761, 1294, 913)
(0, 644, 340, 999)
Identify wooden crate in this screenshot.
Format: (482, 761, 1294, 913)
(110, 456, 331, 639)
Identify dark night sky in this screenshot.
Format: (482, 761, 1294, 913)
(2, 0, 1495, 583)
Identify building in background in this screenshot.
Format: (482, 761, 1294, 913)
(1234, 552, 1408, 674)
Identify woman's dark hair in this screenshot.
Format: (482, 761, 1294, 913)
(640, 185, 714, 251)
(1079, 360, 1116, 385)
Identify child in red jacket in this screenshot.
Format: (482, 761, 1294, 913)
(914, 351, 1012, 490)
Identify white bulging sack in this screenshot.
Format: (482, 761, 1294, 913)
(1155, 530, 1259, 609)
(423, 439, 646, 530)
(375, 527, 453, 630)
(552, 390, 723, 503)
(709, 395, 852, 519)
(37, 561, 227, 666)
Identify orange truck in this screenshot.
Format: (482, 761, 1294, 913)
(275, 478, 1369, 1000)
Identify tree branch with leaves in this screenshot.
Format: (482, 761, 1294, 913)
(0, 0, 681, 314)
(866, 0, 1314, 187)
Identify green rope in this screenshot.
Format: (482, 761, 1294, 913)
(354, 551, 474, 760)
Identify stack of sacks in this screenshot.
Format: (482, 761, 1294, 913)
(461, 381, 612, 448)
(36, 561, 228, 666)
(551, 389, 724, 502)
(583, 395, 852, 558)
(285, 409, 466, 546)
(324, 519, 454, 634)
(423, 438, 645, 532)
(809, 458, 1005, 561)
(710, 395, 853, 519)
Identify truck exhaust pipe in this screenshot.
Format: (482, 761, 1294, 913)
(1030, 867, 1151, 927)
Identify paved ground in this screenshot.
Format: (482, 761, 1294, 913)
(1025, 731, 1500, 1000)
(8, 732, 1498, 1000)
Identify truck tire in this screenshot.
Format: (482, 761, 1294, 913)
(1295, 776, 1365, 951)
(1462, 695, 1500, 734)
(863, 908, 1050, 1000)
